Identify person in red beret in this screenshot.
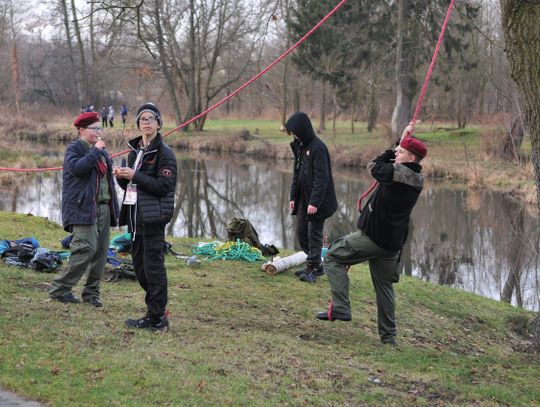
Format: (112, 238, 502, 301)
(49, 111, 119, 307)
(316, 122, 426, 346)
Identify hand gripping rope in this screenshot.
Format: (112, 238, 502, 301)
(0, 0, 349, 173)
(356, 0, 456, 212)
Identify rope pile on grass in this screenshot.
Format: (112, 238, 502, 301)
(192, 240, 265, 263)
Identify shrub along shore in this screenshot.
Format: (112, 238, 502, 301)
(0, 212, 538, 405)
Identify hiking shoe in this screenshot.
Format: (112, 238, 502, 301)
(149, 315, 169, 332)
(125, 316, 151, 329)
(299, 272, 317, 283)
(316, 311, 351, 322)
(315, 263, 325, 276)
(83, 297, 103, 308)
(316, 301, 351, 321)
(51, 292, 81, 304)
(295, 263, 320, 278)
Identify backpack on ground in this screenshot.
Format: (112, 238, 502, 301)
(226, 218, 279, 257)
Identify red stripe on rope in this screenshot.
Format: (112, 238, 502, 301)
(357, 0, 455, 212)
(4, 0, 349, 169)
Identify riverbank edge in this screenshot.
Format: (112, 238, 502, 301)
(4, 127, 537, 209)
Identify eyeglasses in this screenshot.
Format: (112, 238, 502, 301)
(86, 126, 103, 132)
(139, 116, 157, 124)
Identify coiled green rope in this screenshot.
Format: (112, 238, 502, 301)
(192, 240, 264, 263)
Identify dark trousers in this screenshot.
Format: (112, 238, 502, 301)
(49, 204, 110, 300)
(324, 230, 399, 344)
(132, 225, 167, 320)
(296, 200, 325, 265)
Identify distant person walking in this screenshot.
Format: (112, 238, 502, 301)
(49, 112, 119, 307)
(100, 107, 108, 128)
(114, 103, 177, 332)
(120, 104, 128, 125)
(108, 106, 115, 128)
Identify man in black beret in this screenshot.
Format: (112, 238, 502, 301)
(49, 112, 119, 307)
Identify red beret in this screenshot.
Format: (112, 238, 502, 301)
(400, 137, 427, 159)
(74, 112, 99, 129)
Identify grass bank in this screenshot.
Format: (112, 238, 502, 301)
(0, 212, 538, 406)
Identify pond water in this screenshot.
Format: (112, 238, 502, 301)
(2, 152, 539, 311)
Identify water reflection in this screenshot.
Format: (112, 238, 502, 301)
(1, 153, 538, 311)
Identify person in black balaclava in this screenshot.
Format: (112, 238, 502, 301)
(286, 111, 337, 283)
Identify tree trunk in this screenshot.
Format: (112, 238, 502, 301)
(367, 67, 378, 133)
(153, 0, 182, 126)
(391, 0, 415, 137)
(70, 0, 88, 103)
(350, 98, 355, 135)
(89, 1, 96, 62)
(59, 0, 80, 103)
(293, 87, 301, 112)
(184, 0, 197, 130)
(500, 114, 524, 161)
(500, 0, 540, 351)
(332, 94, 337, 133)
(280, 0, 291, 129)
(319, 81, 326, 132)
(501, 198, 524, 306)
(10, 42, 21, 116)
(8, 2, 20, 116)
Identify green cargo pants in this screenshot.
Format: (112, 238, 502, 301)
(49, 204, 110, 301)
(324, 230, 400, 344)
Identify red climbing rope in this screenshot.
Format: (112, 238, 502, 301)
(2, 0, 349, 172)
(357, 0, 455, 212)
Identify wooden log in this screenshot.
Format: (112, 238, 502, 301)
(261, 252, 307, 275)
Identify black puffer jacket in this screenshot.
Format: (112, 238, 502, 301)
(117, 133, 177, 232)
(357, 147, 423, 251)
(287, 112, 337, 222)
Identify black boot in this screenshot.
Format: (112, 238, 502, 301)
(125, 315, 151, 329)
(149, 314, 169, 332)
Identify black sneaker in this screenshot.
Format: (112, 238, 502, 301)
(149, 315, 169, 332)
(316, 300, 351, 321)
(125, 316, 151, 329)
(315, 263, 325, 276)
(51, 292, 81, 304)
(299, 272, 317, 283)
(294, 268, 305, 277)
(83, 297, 103, 308)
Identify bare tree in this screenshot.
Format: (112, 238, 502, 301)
(58, 0, 80, 102)
(70, 0, 88, 103)
(390, 0, 416, 136)
(500, 0, 540, 351)
(7, 0, 22, 115)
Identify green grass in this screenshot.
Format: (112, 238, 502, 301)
(0, 212, 538, 406)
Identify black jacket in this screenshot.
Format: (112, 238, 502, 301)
(357, 148, 423, 251)
(62, 139, 119, 232)
(117, 133, 177, 233)
(287, 112, 337, 222)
